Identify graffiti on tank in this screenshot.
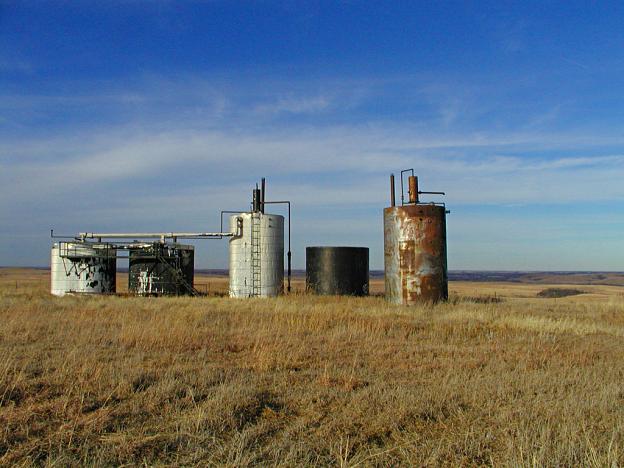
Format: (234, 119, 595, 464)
(61, 256, 114, 293)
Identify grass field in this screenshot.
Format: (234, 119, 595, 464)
(0, 268, 623, 466)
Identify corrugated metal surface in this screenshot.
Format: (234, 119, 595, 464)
(384, 205, 448, 304)
(229, 213, 284, 298)
(128, 243, 194, 296)
(306, 246, 369, 296)
(50, 242, 116, 296)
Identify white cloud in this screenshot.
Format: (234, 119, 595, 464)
(253, 95, 331, 115)
(2, 124, 624, 210)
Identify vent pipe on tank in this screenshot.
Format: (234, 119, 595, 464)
(252, 185, 262, 212)
(399, 169, 445, 205)
(408, 175, 419, 203)
(261, 177, 266, 214)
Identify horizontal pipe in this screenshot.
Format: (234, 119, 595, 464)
(419, 190, 446, 195)
(79, 232, 234, 240)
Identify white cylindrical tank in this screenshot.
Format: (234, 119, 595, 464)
(50, 242, 116, 296)
(229, 213, 284, 297)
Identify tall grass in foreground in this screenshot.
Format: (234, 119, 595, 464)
(0, 284, 623, 466)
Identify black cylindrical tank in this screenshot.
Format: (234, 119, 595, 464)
(128, 243, 195, 296)
(306, 247, 369, 296)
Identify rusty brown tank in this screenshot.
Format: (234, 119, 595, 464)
(384, 171, 448, 304)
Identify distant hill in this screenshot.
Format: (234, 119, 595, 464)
(448, 271, 624, 286)
(2, 267, 624, 286)
(193, 269, 624, 286)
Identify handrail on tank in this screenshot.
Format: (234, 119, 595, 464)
(54, 228, 237, 243)
(55, 240, 199, 260)
(399, 169, 414, 205)
(50, 229, 80, 240)
(397, 169, 446, 206)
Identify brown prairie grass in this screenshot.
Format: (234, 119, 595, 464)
(0, 271, 623, 466)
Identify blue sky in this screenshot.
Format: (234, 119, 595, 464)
(1, 1, 624, 270)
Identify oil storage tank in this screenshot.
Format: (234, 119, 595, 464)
(384, 171, 448, 304)
(128, 243, 195, 296)
(306, 247, 369, 296)
(229, 212, 284, 297)
(51, 242, 116, 296)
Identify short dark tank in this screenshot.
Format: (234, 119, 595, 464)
(128, 243, 195, 296)
(306, 247, 369, 296)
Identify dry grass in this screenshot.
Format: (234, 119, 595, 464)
(0, 269, 623, 466)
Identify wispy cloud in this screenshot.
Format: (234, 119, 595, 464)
(2, 123, 624, 208)
(0, 58, 33, 73)
(253, 95, 331, 115)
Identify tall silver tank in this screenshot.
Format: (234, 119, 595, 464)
(50, 242, 116, 296)
(229, 212, 284, 297)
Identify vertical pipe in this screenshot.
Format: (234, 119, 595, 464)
(390, 174, 396, 207)
(252, 188, 261, 212)
(408, 176, 418, 204)
(414, 176, 419, 203)
(287, 251, 292, 293)
(261, 178, 266, 214)
(287, 202, 291, 293)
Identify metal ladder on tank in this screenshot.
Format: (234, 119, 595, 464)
(251, 213, 262, 297)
